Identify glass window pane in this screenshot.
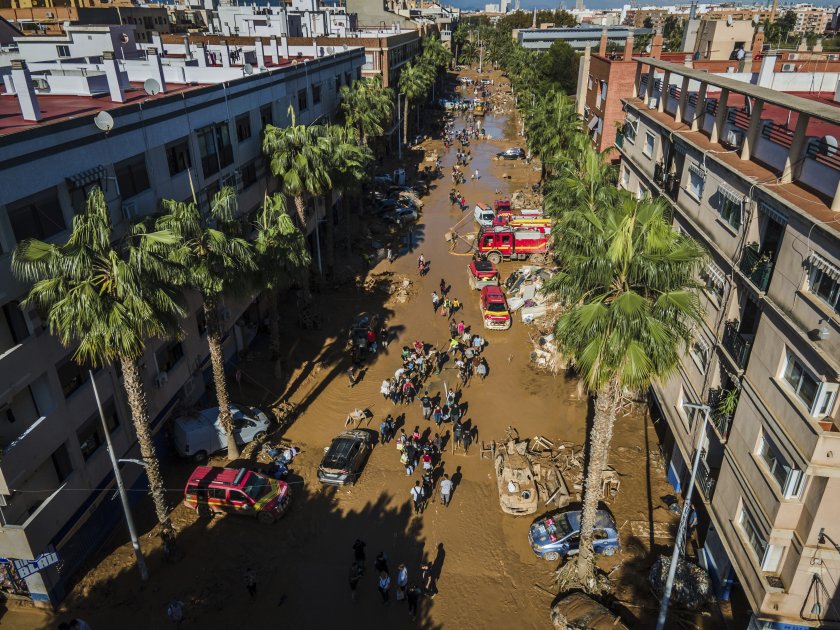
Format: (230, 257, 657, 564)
(799, 372, 819, 410)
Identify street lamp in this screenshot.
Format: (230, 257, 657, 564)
(655, 402, 710, 630)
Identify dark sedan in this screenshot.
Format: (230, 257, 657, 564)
(317, 429, 374, 486)
(497, 148, 526, 160)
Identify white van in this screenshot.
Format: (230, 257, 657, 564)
(171, 404, 271, 462)
(474, 203, 494, 227)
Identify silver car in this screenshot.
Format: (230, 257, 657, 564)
(172, 404, 271, 462)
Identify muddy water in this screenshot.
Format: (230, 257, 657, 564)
(14, 71, 689, 630)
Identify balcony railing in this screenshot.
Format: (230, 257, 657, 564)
(707, 387, 735, 441)
(739, 246, 774, 292)
(696, 454, 717, 500)
(722, 319, 753, 370)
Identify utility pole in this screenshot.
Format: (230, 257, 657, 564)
(90, 370, 148, 582)
(655, 403, 710, 630)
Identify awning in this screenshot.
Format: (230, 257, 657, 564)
(759, 202, 788, 226)
(718, 184, 742, 205)
(688, 162, 706, 178)
(809, 252, 840, 281)
(588, 115, 600, 130)
(705, 263, 726, 286)
(66, 165, 106, 188)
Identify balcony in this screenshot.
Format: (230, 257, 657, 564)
(615, 131, 624, 149)
(739, 245, 774, 293)
(696, 454, 717, 500)
(707, 387, 736, 441)
(722, 319, 753, 370)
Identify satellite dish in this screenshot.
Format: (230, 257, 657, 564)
(243, 63, 254, 75)
(726, 15, 733, 26)
(144, 78, 161, 96)
(327, 46, 335, 54)
(120, 33, 129, 44)
(94, 111, 115, 132)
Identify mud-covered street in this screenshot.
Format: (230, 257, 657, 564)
(5, 68, 726, 630)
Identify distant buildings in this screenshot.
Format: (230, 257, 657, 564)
(515, 25, 652, 52)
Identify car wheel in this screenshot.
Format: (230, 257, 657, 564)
(192, 450, 208, 463)
(254, 431, 267, 441)
(257, 511, 275, 524)
(487, 252, 502, 265)
(543, 552, 559, 562)
(603, 546, 617, 557)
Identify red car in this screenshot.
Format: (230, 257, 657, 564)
(468, 259, 499, 290)
(184, 466, 291, 523)
(480, 285, 511, 330)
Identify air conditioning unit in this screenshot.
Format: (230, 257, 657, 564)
(219, 307, 232, 322)
(788, 53, 798, 61)
(121, 201, 138, 221)
(781, 63, 796, 72)
(725, 129, 743, 146)
(155, 371, 169, 388)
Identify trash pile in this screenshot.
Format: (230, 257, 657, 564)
(502, 265, 556, 324)
(511, 189, 543, 210)
(529, 332, 569, 373)
(364, 272, 414, 304)
(649, 556, 713, 611)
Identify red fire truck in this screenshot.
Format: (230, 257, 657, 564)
(476, 227, 549, 264)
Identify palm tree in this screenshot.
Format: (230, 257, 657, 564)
(398, 61, 432, 145)
(252, 194, 310, 358)
(420, 36, 452, 99)
(525, 90, 583, 181)
(544, 144, 616, 216)
(544, 193, 705, 591)
(156, 187, 255, 460)
(339, 75, 394, 146)
(12, 187, 184, 532)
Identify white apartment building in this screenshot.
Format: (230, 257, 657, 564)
(0, 25, 364, 606)
(617, 56, 840, 629)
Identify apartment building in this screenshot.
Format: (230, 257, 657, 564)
(616, 57, 840, 629)
(0, 26, 364, 606)
(793, 7, 830, 35)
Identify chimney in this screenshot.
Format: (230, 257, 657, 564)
(624, 33, 634, 59)
(599, 28, 608, 56)
(195, 41, 208, 67)
(650, 28, 663, 59)
(752, 26, 765, 59)
(220, 41, 231, 67)
(146, 47, 168, 93)
(102, 51, 125, 103)
(10, 59, 41, 122)
(270, 36, 280, 65)
(757, 53, 776, 88)
(151, 31, 163, 55)
(183, 36, 192, 60)
(255, 38, 265, 68)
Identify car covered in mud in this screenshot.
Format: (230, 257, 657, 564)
(317, 429, 374, 486)
(495, 441, 539, 515)
(550, 592, 628, 629)
(468, 259, 499, 290)
(480, 285, 511, 330)
(529, 508, 619, 561)
(184, 466, 291, 523)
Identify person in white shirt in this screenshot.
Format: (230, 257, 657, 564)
(410, 480, 425, 514)
(440, 474, 453, 507)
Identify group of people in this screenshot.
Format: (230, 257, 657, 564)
(350, 542, 436, 619)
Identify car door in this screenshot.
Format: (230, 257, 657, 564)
(226, 489, 255, 515)
(207, 487, 228, 514)
(564, 532, 581, 556)
(347, 441, 361, 476)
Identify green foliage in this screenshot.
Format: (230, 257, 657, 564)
(538, 40, 580, 95)
(339, 75, 394, 145)
(252, 194, 310, 292)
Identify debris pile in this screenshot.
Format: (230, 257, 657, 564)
(511, 189, 543, 210)
(649, 556, 713, 611)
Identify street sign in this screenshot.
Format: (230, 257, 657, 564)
(12, 552, 59, 579)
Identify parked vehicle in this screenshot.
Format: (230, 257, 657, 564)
(495, 441, 538, 514)
(528, 508, 619, 562)
(481, 285, 511, 330)
(476, 227, 548, 264)
(384, 207, 418, 226)
(172, 405, 271, 462)
(492, 215, 552, 233)
(472, 100, 486, 116)
(183, 466, 291, 523)
(468, 259, 499, 290)
(317, 429, 374, 486)
(373, 199, 401, 215)
(373, 174, 393, 185)
(493, 199, 512, 214)
(497, 148, 526, 160)
(550, 592, 628, 630)
(473, 202, 495, 227)
(480, 78, 494, 85)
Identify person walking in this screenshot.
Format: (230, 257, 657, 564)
(349, 561, 363, 600)
(244, 567, 257, 598)
(380, 378, 391, 401)
(407, 584, 422, 620)
(378, 570, 391, 605)
(396, 563, 408, 601)
(410, 480, 425, 514)
(432, 404, 443, 427)
(379, 417, 390, 445)
(422, 451, 433, 474)
(449, 320, 457, 339)
(420, 562, 436, 599)
(440, 474, 453, 507)
(375, 551, 389, 574)
(457, 320, 465, 337)
(353, 539, 367, 570)
(439, 278, 446, 295)
(463, 428, 473, 455)
(420, 391, 432, 420)
(431, 290, 440, 314)
(453, 419, 464, 450)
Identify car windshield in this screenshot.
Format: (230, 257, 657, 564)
(487, 302, 507, 312)
(242, 474, 271, 501)
(540, 513, 573, 537)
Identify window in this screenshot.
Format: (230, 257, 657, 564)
(236, 114, 252, 142)
(344, 71, 351, 87)
(208, 488, 226, 500)
(809, 265, 840, 315)
(678, 389, 699, 428)
(260, 105, 273, 129)
(115, 154, 150, 199)
(700, 263, 726, 305)
(68, 180, 104, 215)
(1, 301, 30, 348)
(56, 358, 90, 398)
(57, 45, 70, 58)
(757, 434, 804, 499)
(312, 83, 321, 105)
(690, 338, 710, 372)
(51, 443, 73, 483)
(7, 188, 66, 242)
(686, 165, 704, 201)
(166, 139, 192, 176)
(297, 88, 308, 111)
(624, 118, 637, 144)
(155, 341, 184, 373)
(782, 352, 838, 417)
(718, 185, 743, 231)
(621, 166, 630, 189)
(738, 506, 770, 565)
(643, 132, 655, 158)
(197, 124, 233, 178)
(77, 401, 119, 461)
(240, 160, 258, 189)
(637, 184, 647, 200)
(335, 74, 340, 92)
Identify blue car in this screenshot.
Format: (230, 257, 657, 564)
(529, 508, 619, 562)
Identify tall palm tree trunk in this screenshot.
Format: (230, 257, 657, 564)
(120, 356, 170, 531)
(267, 289, 281, 358)
(294, 194, 313, 297)
(294, 195, 308, 232)
(403, 97, 410, 146)
(576, 378, 621, 588)
(203, 297, 240, 459)
(324, 199, 335, 278)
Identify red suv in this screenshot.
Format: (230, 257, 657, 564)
(184, 466, 291, 523)
(480, 285, 511, 330)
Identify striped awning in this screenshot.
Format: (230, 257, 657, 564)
(759, 202, 788, 226)
(718, 184, 742, 205)
(688, 162, 706, 178)
(588, 115, 600, 130)
(705, 263, 726, 286)
(809, 252, 840, 281)
(66, 165, 106, 188)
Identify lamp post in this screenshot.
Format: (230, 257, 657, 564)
(89, 370, 148, 581)
(655, 402, 710, 630)
(397, 92, 403, 160)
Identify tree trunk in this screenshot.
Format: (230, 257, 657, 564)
(576, 378, 621, 589)
(324, 198, 335, 278)
(403, 97, 410, 146)
(120, 356, 170, 531)
(294, 194, 312, 299)
(203, 296, 239, 459)
(268, 289, 281, 358)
